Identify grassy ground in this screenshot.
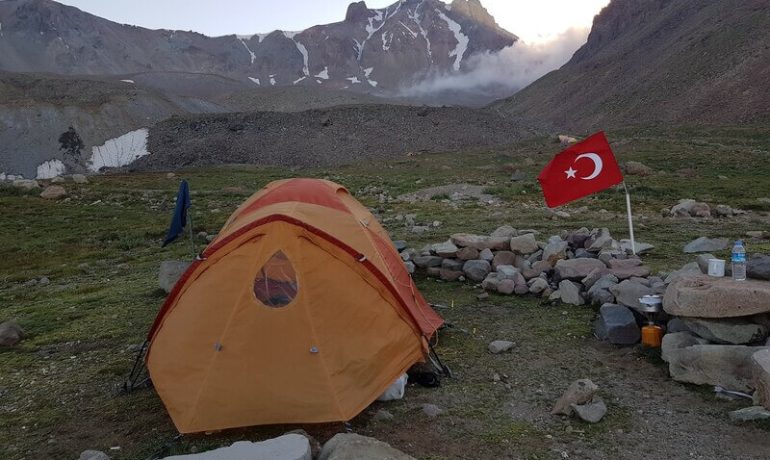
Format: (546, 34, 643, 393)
(1, 127, 769, 459)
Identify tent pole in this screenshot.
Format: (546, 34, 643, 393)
(187, 210, 196, 258)
(623, 182, 636, 255)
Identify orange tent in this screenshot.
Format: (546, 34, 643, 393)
(146, 178, 443, 433)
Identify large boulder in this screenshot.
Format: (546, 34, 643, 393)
(12, 179, 39, 190)
(594, 304, 640, 345)
(661, 332, 707, 362)
(160, 435, 311, 460)
(159, 260, 192, 294)
(752, 349, 770, 410)
(0, 321, 25, 347)
(492, 251, 517, 270)
(40, 185, 67, 200)
(413, 256, 442, 269)
(587, 275, 619, 305)
(663, 275, 770, 318)
(319, 433, 415, 460)
(666, 345, 766, 392)
(682, 318, 768, 345)
(607, 258, 651, 280)
(542, 240, 569, 264)
(664, 262, 703, 284)
(430, 241, 458, 258)
(554, 258, 606, 281)
(558, 280, 584, 306)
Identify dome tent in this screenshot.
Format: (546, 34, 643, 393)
(145, 178, 443, 433)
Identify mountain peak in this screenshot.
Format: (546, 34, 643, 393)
(345, 1, 370, 23)
(450, 0, 498, 29)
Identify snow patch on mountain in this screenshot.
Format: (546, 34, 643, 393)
(269, 75, 276, 85)
(346, 76, 361, 84)
(120, 79, 134, 84)
(248, 77, 260, 85)
(382, 31, 392, 51)
(239, 37, 257, 64)
(315, 67, 329, 79)
(283, 32, 310, 76)
(36, 159, 66, 179)
(399, 21, 418, 38)
(409, 1, 432, 61)
(436, 9, 468, 71)
(88, 128, 150, 172)
(293, 76, 306, 84)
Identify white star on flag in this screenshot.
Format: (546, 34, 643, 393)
(564, 167, 577, 179)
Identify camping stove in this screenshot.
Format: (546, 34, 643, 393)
(638, 295, 664, 348)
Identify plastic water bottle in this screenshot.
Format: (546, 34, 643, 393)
(731, 240, 746, 281)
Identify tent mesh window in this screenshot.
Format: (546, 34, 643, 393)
(253, 251, 298, 308)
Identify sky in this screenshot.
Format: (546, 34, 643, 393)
(55, 0, 610, 44)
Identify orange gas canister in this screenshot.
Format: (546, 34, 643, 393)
(641, 324, 663, 348)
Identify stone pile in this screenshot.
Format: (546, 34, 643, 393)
(662, 275, 770, 398)
(403, 226, 659, 345)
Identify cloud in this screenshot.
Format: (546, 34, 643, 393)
(398, 27, 591, 103)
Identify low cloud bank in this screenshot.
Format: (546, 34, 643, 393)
(399, 27, 590, 102)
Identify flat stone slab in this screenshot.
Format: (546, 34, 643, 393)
(161, 435, 311, 460)
(663, 275, 770, 318)
(319, 433, 415, 460)
(730, 406, 770, 423)
(682, 318, 768, 345)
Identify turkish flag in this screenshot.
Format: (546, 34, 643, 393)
(537, 131, 624, 208)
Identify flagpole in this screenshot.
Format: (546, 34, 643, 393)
(622, 181, 636, 255)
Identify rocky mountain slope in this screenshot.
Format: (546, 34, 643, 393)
(492, 0, 770, 130)
(135, 105, 525, 171)
(0, 0, 515, 95)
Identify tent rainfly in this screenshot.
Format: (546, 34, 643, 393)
(145, 178, 444, 433)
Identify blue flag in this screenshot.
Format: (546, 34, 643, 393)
(162, 180, 191, 247)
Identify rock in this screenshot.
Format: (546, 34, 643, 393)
(594, 304, 640, 345)
(372, 409, 394, 422)
(426, 267, 441, 278)
(431, 241, 459, 258)
(714, 205, 734, 218)
(439, 269, 464, 282)
(477, 292, 490, 301)
(491, 225, 517, 238)
(552, 379, 598, 415)
(413, 256, 442, 269)
(422, 403, 444, 417)
(752, 349, 770, 409)
(667, 318, 690, 334)
(542, 240, 569, 263)
(319, 433, 415, 460)
(587, 229, 615, 251)
(747, 231, 766, 239)
(40, 185, 67, 199)
(661, 332, 707, 362)
(509, 233, 539, 255)
(441, 258, 464, 272)
(479, 248, 495, 262)
(581, 267, 611, 290)
(404, 261, 415, 274)
(492, 251, 517, 270)
(671, 199, 711, 218)
(72, 174, 89, 184)
(488, 340, 515, 354)
(619, 240, 654, 255)
(554, 258, 607, 281)
(607, 259, 651, 280)
(159, 260, 192, 293)
(159, 436, 311, 460)
(571, 397, 607, 423)
(481, 273, 500, 291)
(463, 260, 491, 282)
(587, 275, 619, 305)
(729, 406, 770, 423)
(284, 430, 321, 459)
(38, 276, 50, 285)
(12, 179, 39, 190)
(528, 277, 549, 294)
(456, 247, 479, 260)
(664, 262, 703, 284)
(666, 345, 766, 392)
(411, 225, 430, 234)
(162, 433, 313, 460)
(663, 275, 770, 318)
(392, 240, 408, 252)
(682, 318, 768, 345)
(451, 233, 509, 251)
(496, 265, 519, 281)
(514, 284, 529, 295)
(559, 280, 584, 306)
(80, 451, 110, 460)
(497, 279, 516, 295)
(696, 253, 717, 274)
(683, 237, 729, 253)
(748, 255, 770, 280)
(0, 321, 25, 347)
(609, 280, 653, 310)
(50, 176, 65, 183)
(567, 227, 591, 248)
(624, 161, 653, 176)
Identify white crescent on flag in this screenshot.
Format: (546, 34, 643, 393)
(575, 153, 603, 180)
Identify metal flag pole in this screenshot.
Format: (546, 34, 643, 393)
(622, 181, 636, 255)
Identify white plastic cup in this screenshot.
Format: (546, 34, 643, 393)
(708, 259, 725, 277)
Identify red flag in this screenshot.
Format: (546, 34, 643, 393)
(537, 131, 624, 208)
